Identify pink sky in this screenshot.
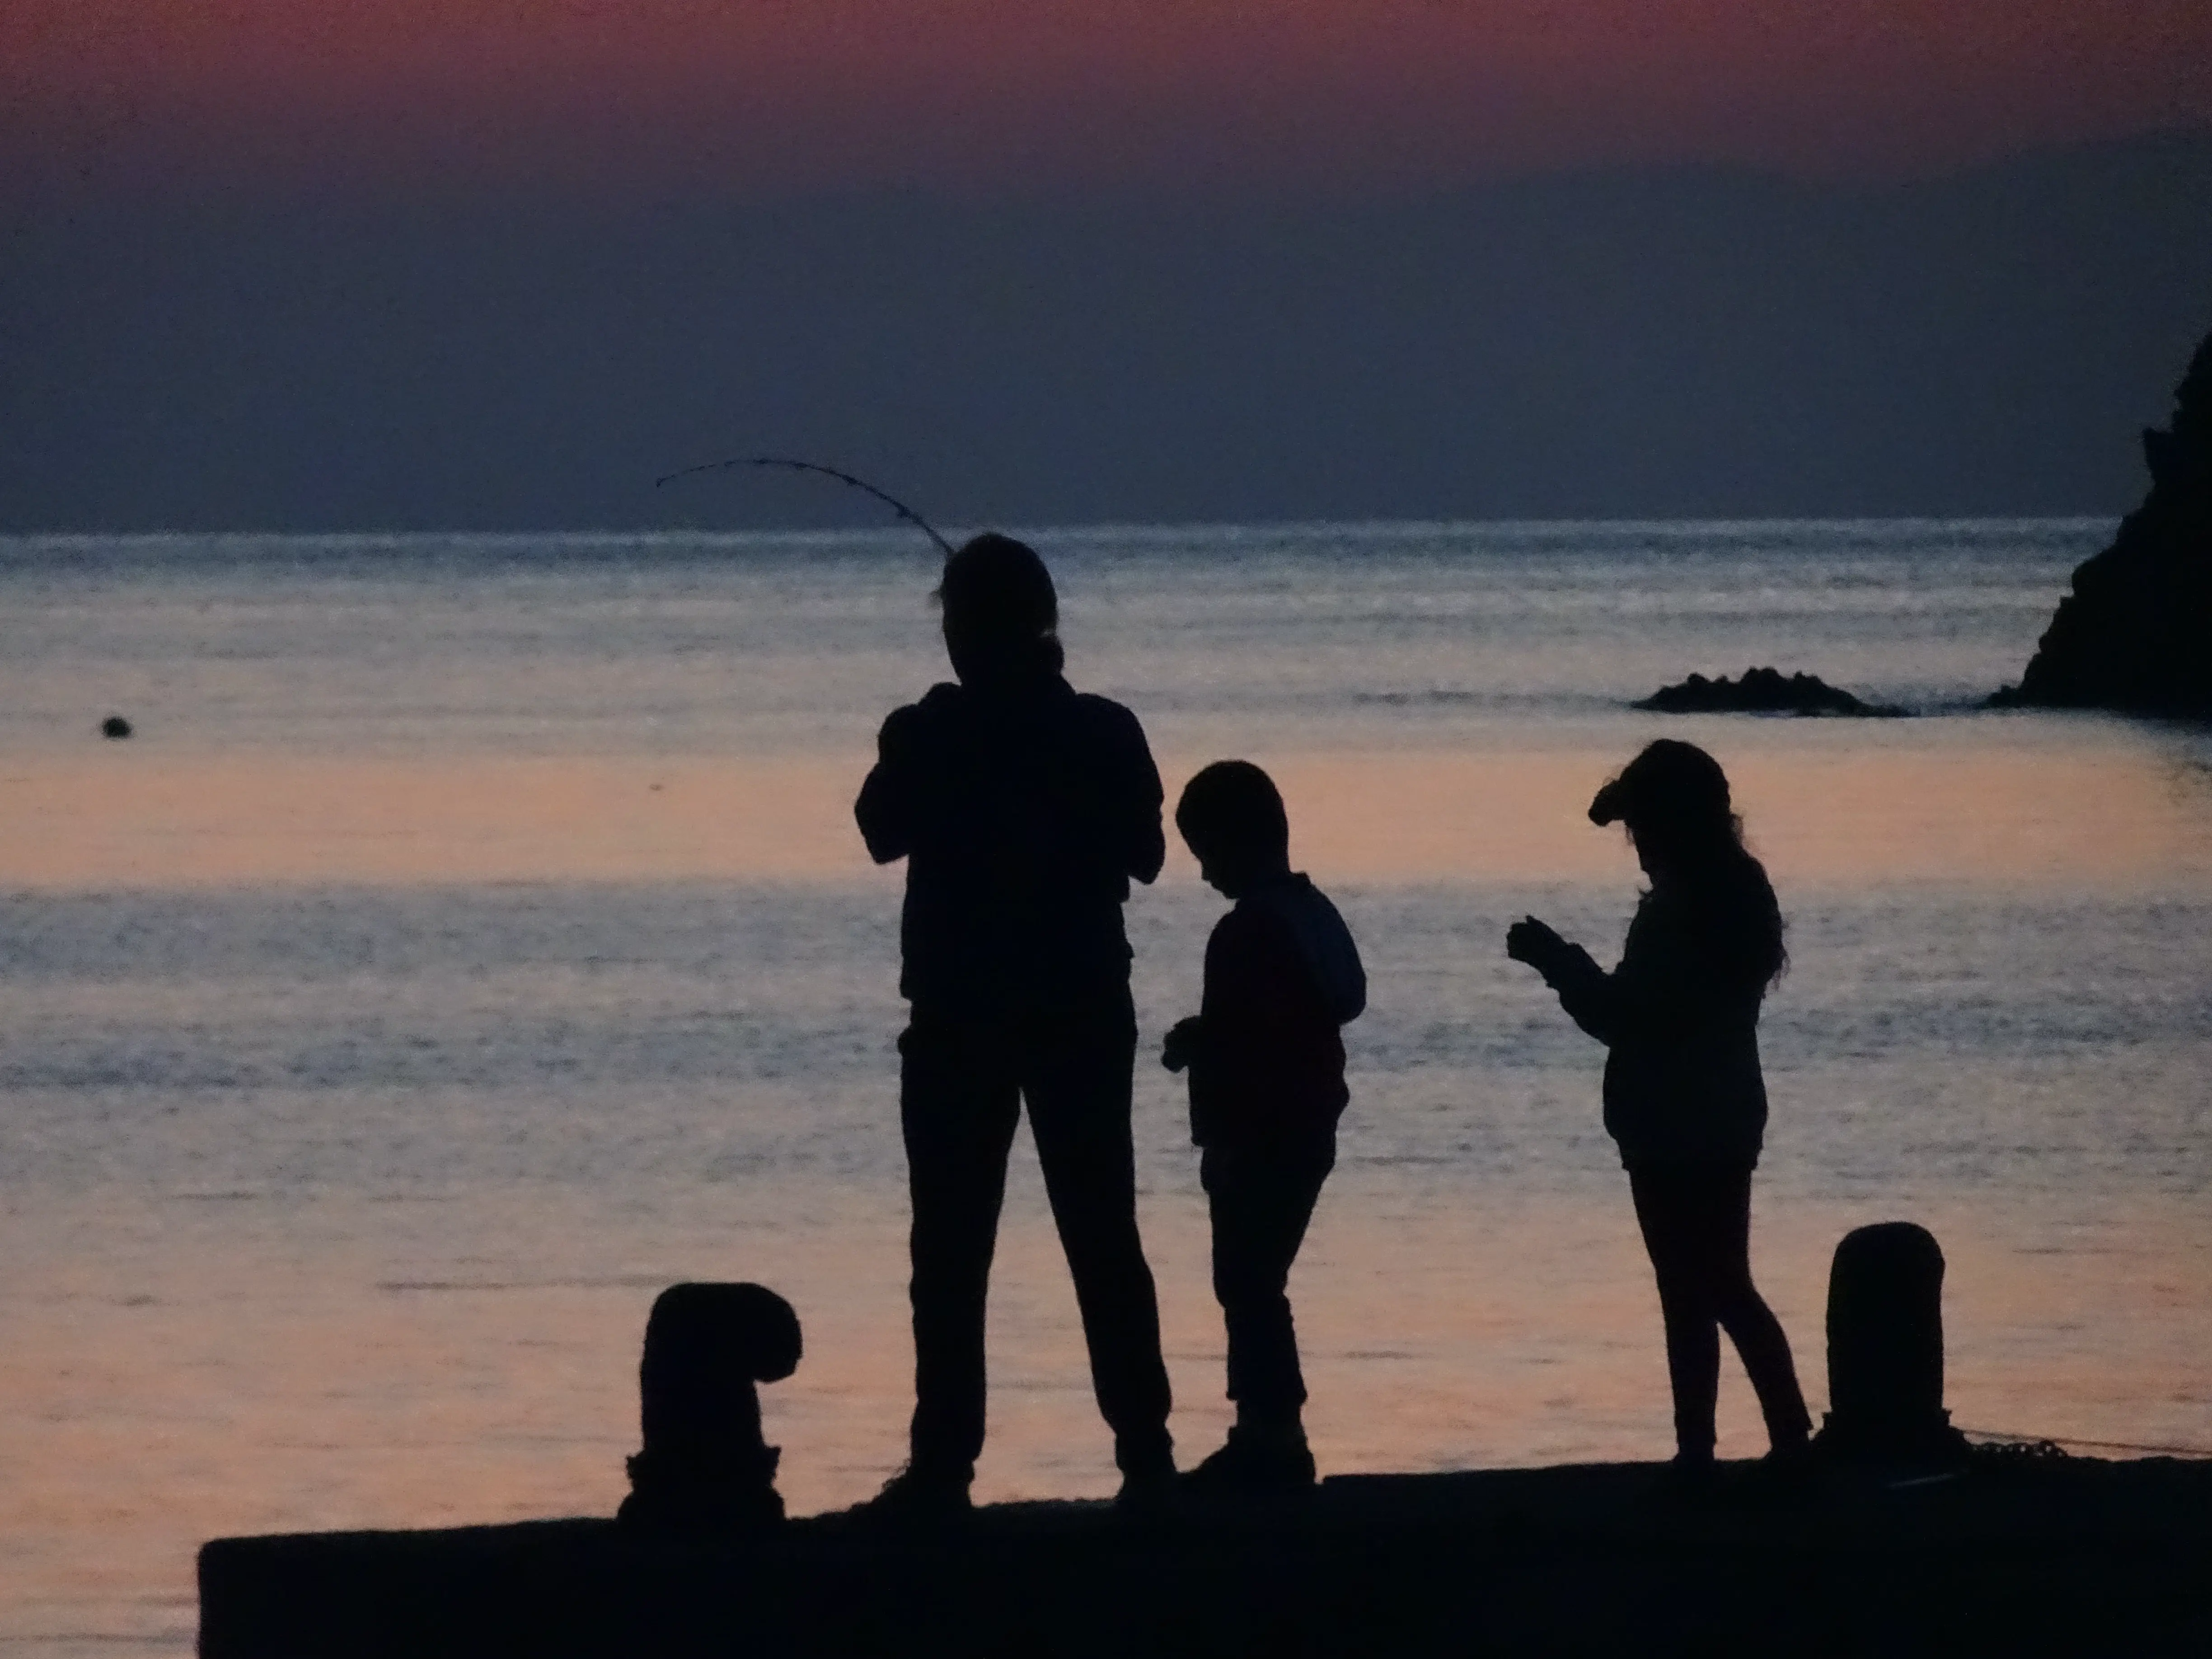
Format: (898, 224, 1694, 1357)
(10, 0, 2212, 194)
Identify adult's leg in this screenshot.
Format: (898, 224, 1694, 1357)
(1020, 990, 1174, 1469)
(900, 1013, 1022, 1475)
(1694, 1166, 1813, 1448)
(1202, 1140, 1334, 1427)
(1629, 1165, 1723, 1459)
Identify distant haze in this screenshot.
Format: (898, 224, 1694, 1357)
(4, 1, 2210, 530)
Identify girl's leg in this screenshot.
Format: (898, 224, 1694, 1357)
(1699, 1167, 1813, 1450)
(1628, 1167, 1722, 1461)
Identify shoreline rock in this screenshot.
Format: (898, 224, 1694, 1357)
(1995, 328, 2212, 718)
(1635, 667, 1906, 717)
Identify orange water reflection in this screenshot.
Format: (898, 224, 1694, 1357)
(3, 1182, 2205, 1650)
(4, 725, 2208, 1652)
(5, 742, 2208, 889)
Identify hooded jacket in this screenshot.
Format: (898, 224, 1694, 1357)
(1538, 870, 1775, 1168)
(1187, 872, 1366, 1149)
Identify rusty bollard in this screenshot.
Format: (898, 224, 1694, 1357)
(1815, 1223, 1968, 1468)
(618, 1282, 802, 1532)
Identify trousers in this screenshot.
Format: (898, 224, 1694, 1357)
(1628, 1162, 1812, 1456)
(1201, 1137, 1335, 1423)
(899, 990, 1172, 1474)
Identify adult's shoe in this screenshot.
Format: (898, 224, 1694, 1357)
(858, 1461, 973, 1522)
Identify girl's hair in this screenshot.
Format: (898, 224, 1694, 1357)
(1591, 739, 1786, 986)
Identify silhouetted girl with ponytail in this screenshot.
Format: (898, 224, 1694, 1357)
(1508, 740, 1811, 1481)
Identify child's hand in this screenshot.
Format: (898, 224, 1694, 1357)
(1506, 916, 1567, 970)
(1161, 1016, 1204, 1073)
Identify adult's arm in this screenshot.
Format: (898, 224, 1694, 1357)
(1107, 702, 1166, 885)
(854, 705, 923, 865)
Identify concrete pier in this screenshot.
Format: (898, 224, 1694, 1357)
(200, 1453, 2210, 1657)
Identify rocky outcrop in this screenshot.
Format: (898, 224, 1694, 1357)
(1997, 329, 2212, 717)
(1635, 668, 1904, 717)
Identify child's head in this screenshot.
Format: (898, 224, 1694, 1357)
(1176, 760, 1290, 896)
(1589, 739, 1739, 872)
(1593, 739, 1786, 984)
(935, 534, 1064, 684)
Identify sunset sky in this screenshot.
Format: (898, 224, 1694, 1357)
(7, 3, 2211, 530)
(11, 0, 2212, 197)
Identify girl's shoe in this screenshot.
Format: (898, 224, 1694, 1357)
(1646, 1450, 1720, 1504)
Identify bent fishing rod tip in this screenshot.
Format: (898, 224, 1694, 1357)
(653, 455, 956, 558)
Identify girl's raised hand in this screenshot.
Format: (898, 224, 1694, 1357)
(1505, 916, 1566, 969)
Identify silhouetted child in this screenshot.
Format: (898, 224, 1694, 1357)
(1506, 740, 1811, 1485)
(1164, 761, 1365, 1491)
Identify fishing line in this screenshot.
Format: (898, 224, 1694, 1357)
(1962, 1427, 2212, 1458)
(654, 455, 956, 558)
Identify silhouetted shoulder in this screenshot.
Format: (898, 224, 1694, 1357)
(864, 685, 962, 767)
(856, 686, 966, 865)
(872, 699, 924, 750)
(1069, 692, 1156, 762)
(1240, 875, 1365, 1025)
(1071, 689, 1143, 727)
(913, 681, 966, 719)
(876, 682, 964, 746)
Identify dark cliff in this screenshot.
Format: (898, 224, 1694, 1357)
(2001, 329, 2212, 717)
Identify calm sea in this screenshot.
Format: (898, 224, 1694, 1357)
(2, 521, 2208, 1652)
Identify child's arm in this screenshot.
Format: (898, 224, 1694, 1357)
(1161, 1015, 1204, 1073)
(1548, 946, 1620, 1041)
(1509, 902, 1710, 1045)
(1508, 916, 1617, 1041)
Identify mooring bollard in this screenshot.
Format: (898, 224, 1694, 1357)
(1816, 1222, 1967, 1467)
(619, 1282, 802, 1532)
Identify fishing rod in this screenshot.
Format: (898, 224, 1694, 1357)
(654, 455, 956, 558)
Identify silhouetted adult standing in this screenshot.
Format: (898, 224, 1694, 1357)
(1507, 740, 1811, 1483)
(856, 534, 1175, 1514)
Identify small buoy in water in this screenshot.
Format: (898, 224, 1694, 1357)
(100, 715, 133, 740)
